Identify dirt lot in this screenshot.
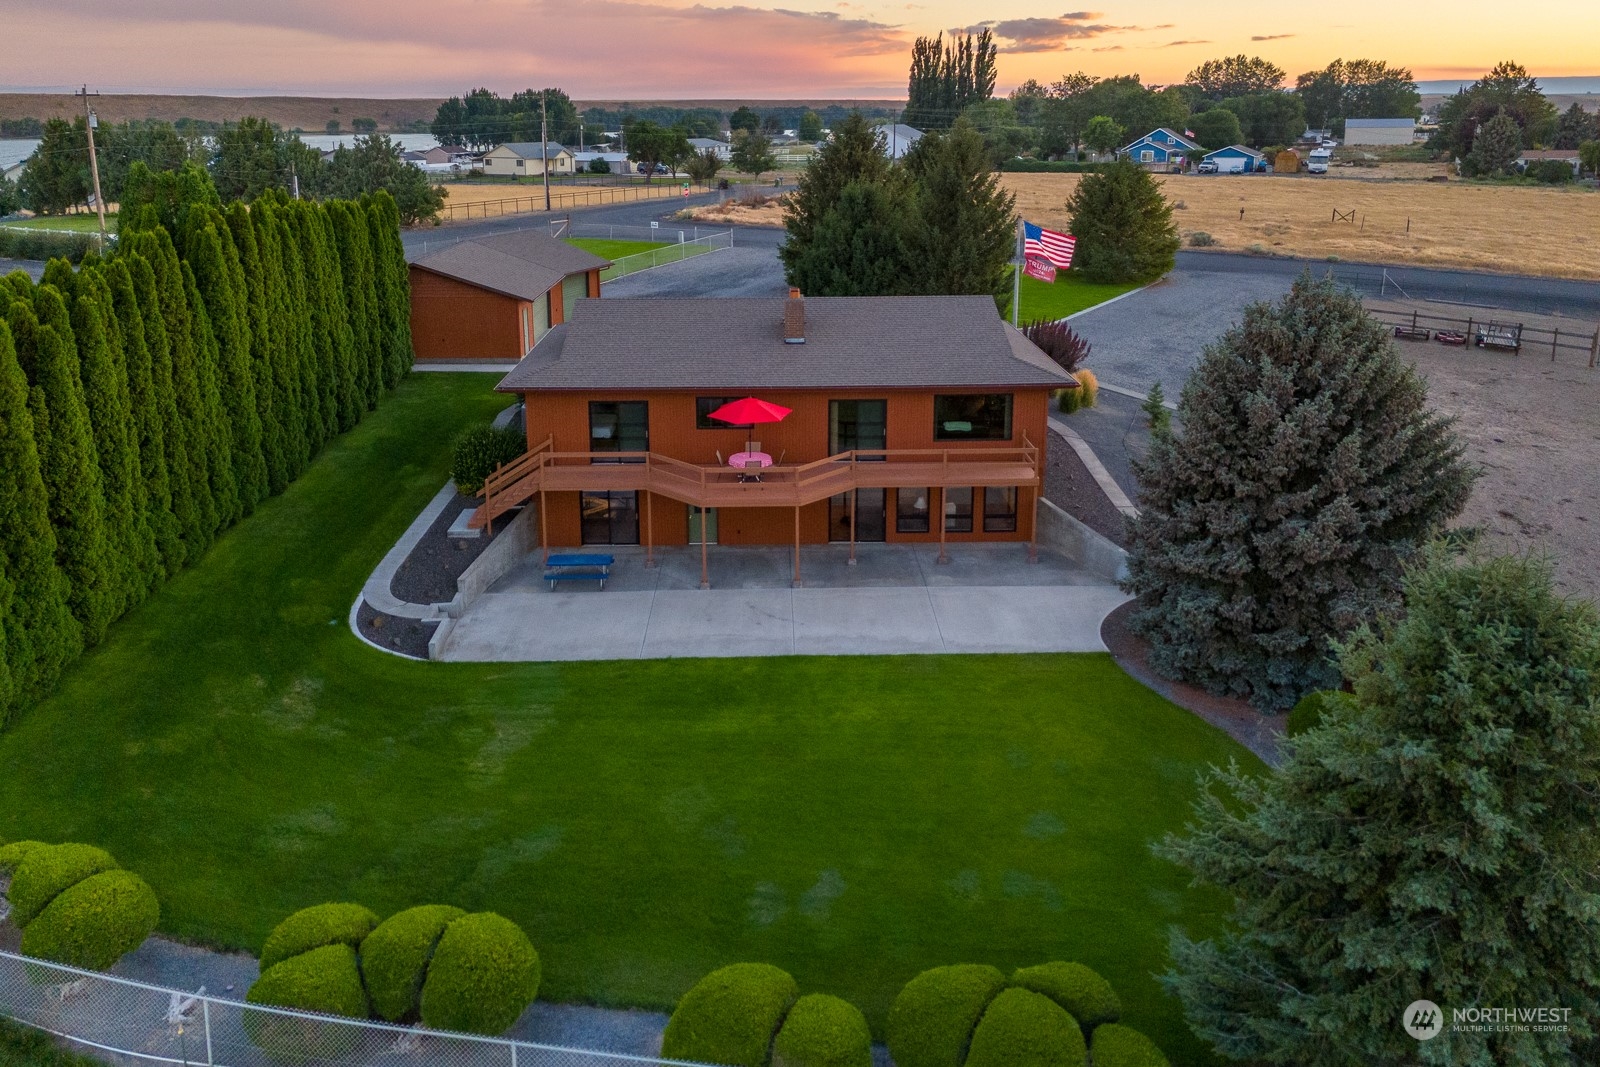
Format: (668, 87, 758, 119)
(0, 93, 440, 132)
(1004, 171, 1600, 280)
(681, 195, 790, 227)
(1373, 298, 1600, 602)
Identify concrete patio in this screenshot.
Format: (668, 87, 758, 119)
(430, 542, 1129, 661)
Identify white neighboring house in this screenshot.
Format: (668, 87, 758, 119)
(481, 142, 576, 177)
(572, 151, 631, 173)
(687, 137, 732, 161)
(874, 123, 924, 160)
(1343, 118, 1416, 146)
(2, 160, 25, 185)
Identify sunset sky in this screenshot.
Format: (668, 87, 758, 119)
(3, 0, 1596, 98)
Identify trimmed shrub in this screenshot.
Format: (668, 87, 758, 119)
(1187, 231, 1215, 247)
(1010, 962, 1121, 1032)
(361, 904, 466, 1023)
(419, 912, 541, 1035)
(1023, 320, 1092, 374)
(245, 944, 369, 1062)
(451, 425, 527, 496)
(662, 963, 801, 1067)
(1523, 159, 1575, 184)
(771, 993, 872, 1067)
(965, 988, 1086, 1067)
(259, 903, 380, 972)
(1000, 159, 1110, 174)
(1286, 689, 1354, 736)
(886, 964, 1007, 1067)
(8, 844, 119, 927)
(1087, 1023, 1169, 1067)
(19, 869, 160, 970)
(0, 840, 47, 875)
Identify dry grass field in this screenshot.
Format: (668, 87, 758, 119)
(0, 93, 441, 131)
(1005, 172, 1600, 280)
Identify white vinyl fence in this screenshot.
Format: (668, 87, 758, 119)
(0, 950, 704, 1067)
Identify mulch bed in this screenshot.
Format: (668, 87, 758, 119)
(356, 600, 437, 660)
(1101, 601, 1284, 766)
(1043, 432, 1129, 547)
(389, 491, 504, 606)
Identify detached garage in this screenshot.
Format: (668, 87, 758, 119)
(1202, 145, 1265, 173)
(408, 232, 610, 362)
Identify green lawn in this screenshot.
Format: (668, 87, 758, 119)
(0, 374, 1253, 1063)
(0, 1020, 101, 1067)
(0, 214, 115, 233)
(1013, 270, 1140, 323)
(564, 237, 669, 261)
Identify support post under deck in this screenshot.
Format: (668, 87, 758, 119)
(792, 507, 802, 587)
(699, 506, 710, 589)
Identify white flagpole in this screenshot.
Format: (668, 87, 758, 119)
(1013, 219, 1023, 327)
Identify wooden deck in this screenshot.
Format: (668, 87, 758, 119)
(472, 437, 1041, 531)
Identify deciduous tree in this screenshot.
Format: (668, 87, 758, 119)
(1185, 55, 1286, 101)
(1081, 115, 1127, 157)
(730, 130, 778, 182)
(1189, 108, 1241, 150)
(1123, 276, 1473, 709)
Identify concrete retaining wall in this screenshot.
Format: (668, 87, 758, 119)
(429, 502, 539, 660)
(1036, 498, 1128, 584)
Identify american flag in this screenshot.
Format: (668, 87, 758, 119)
(1023, 222, 1076, 270)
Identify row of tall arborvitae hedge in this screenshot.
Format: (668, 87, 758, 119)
(0, 187, 413, 727)
(661, 960, 1169, 1067)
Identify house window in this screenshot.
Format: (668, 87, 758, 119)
(943, 487, 973, 533)
(984, 487, 1018, 532)
(695, 397, 753, 430)
(581, 491, 640, 545)
(934, 394, 1012, 440)
(829, 399, 887, 455)
(1140, 149, 1154, 163)
(589, 401, 648, 461)
(896, 488, 930, 533)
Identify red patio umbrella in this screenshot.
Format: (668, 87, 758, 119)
(706, 396, 793, 425)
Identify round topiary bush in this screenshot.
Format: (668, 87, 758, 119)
(8, 844, 119, 927)
(451, 425, 527, 496)
(965, 987, 1086, 1067)
(886, 964, 1007, 1067)
(259, 903, 380, 972)
(0, 840, 48, 875)
(19, 869, 160, 971)
(1010, 962, 1121, 1033)
(661, 963, 801, 1067)
(771, 993, 872, 1067)
(1088, 1023, 1170, 1067)
(419, 912, 541, 1035)
(245, 944, 370, 1062)
(361, 904, 466, 1022)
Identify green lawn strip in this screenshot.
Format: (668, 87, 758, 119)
(0, 1019, 104, 1067)
(0, 215, 116, 233)
(0, 372, 1252, 1064)
(564, 238, 669, 261)
(1011, 269, 1140, 323)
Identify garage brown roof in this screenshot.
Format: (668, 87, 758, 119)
(496, 294, 1075, 392)
(410, 232, 610, 303)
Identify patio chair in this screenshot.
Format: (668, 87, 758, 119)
(715, 450, 724, 465)
(745, 440, 762, 455)
(737, 458, 764, 483)
(775, 449, 786, 466)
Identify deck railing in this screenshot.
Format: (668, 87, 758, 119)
(473, 436, 1040, 531)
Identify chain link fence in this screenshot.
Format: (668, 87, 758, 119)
(0, 950, 704, 1067)
(600, 232, 734, 281)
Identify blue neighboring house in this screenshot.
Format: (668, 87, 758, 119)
(1120, 128, 1202, 169)
(1201, 145, 1266, 173)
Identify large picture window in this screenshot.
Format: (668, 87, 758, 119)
(943, 487, 973, 533)
(829, 399, 887, 455)
(934, 394, 1012, 440)
(896, 488, 930, 533)
(589, 401, 648, 462)
(695, 397, 752, 430)
(984, 486, 1018, 532)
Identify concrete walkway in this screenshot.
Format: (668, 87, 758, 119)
(433, 543, 1128, 662)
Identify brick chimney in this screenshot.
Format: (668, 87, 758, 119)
(783, 287, 805, 344)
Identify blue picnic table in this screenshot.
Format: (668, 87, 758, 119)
(544, 553, 615, 590)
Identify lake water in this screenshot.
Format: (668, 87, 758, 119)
(1, 132, 443, 171)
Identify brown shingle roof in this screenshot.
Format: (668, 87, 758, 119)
(496, 295, 1074, 392)
(410, 232, 610, 303)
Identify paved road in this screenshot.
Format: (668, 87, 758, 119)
(0, 257, 45, 281)
(605, 246, 788, 298)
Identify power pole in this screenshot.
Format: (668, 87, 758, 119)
(540, 94, 552, 212)
(78, 85, 107, 242)
(290, 163, 300, 200)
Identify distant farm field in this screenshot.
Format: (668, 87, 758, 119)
(0, 93, 441, 132)
(1004, 172, 1600, 281)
